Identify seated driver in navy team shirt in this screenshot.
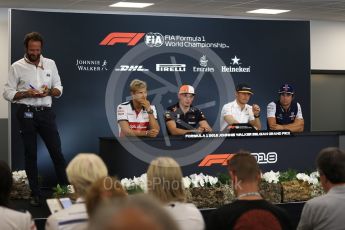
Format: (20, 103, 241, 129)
(164, 85, 212, 135)
(267, 84, 304, 132)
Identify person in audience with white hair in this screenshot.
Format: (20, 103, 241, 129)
(0, 160, 36, 230)
(147, 157, 205, 230)
(46, 153, 108, 230)
(297, 147, 345, 230)
(88, 194, 179, 230)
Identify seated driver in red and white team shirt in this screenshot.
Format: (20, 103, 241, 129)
(117, 79, 160, 137)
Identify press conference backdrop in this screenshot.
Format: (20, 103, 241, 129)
(10, 9, 310, 185)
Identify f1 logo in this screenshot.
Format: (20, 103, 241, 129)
(198, 154, 234, 167)
(198, 152, 278, 167)
(100, 32, 145, 46)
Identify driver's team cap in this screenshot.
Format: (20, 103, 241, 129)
(236, 83, 253, 95)
(179, 85, 196, 95)
(278, 84, 294, 94)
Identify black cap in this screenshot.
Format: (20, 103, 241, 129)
(236, 83, 253, 95)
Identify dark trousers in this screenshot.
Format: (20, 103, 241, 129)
(16, 104, 68, 196)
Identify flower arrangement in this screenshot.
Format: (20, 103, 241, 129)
(261, 170, 320, 185)
(184, 173, 219, 188)
(261, 170, 323, 203)
(262, 170, 280, 183)
(119, 170, 323, 207)
(120, 173, 219, 193)
(10, 170, 31, 199)
(10, 169, 324, 206)
(296, 171, 319, 185)
(120, 174, 147, 194)
(12, 170, 29, 183)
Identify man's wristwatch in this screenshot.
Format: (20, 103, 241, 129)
(147, 109, 154, 114)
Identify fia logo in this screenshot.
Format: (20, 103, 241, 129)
(145, 32, 164, 47)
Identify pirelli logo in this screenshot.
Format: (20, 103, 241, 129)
(199, 152, 278, 167)
(100, 32, 145, 46)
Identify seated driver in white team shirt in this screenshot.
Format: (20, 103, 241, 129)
(117, 79, 160, 137)
(220, 83, 261, 131)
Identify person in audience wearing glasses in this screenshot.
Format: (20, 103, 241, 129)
(3, 32, 68, 207)
(297, 147, 345, 230)
(267, 83, 304, 132)
(220, 83, 261, 131)
(117, 79, 160, 137)
(164, 84, 212, 135)
(206, 152, 292, 230)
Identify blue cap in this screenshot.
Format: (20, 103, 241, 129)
(278, 84, 294, 94)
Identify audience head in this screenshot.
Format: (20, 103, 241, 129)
(227, 152, 261, 194)
(88, 194, 179, 230)
(317, 147, 345, 192)
(0, 161, 12, 207)
(147, 157, 186, 203)
(66, 153, 108, 197)
(85, 176, 127, 218)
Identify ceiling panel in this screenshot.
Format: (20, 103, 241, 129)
(1, 0, 345, 21)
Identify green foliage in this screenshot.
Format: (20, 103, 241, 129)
(52, 184, 69, 198)
(126, 186, 144, 195)
(217, 173, 231, 185)
(279, 169, 298, 182)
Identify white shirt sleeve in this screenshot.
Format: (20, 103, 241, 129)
(247, 105, 255, 122)
(267, 102, 277, 118)
(222, 103, 233, 117)
(3, 65, 19, 102)
(296, 103, 303, 119)
(151, 105, 158, 119)
(50, 60, 63, 97)
(117, 104, 128, 121)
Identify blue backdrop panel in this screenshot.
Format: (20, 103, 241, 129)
(10, 10, 310, 185)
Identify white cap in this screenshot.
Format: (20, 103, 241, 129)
(178, 85, 195, 95)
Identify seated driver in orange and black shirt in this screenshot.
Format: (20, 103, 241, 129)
(164, 85, 212, 136)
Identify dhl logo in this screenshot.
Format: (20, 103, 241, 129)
(100, 32, 145, 46)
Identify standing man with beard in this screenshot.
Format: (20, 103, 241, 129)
(3, 32, 68, 206)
